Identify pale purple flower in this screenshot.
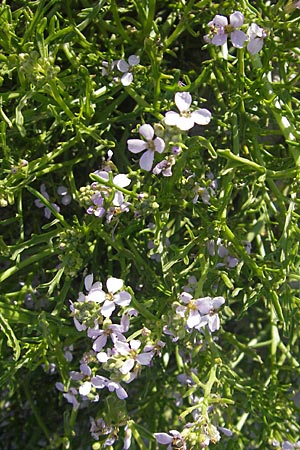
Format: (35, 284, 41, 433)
(57, 185, 72, 205)
(87, 192, 105, 217)
(34, 184, 60, 219)
(194, 296, 225, 332)
(247, 23, 267, 54)
(91, 323, 127, 352)
(114, 339, 154, 376)
(116, 55, 140, 86)
(55, 383, 80, 410)
(164, 92, 211, 131)
(177, 292, 213, 329)
(106, 202, 131, 223)
(154, 430, 186, 450)
(153, 156, 175, 177)
(106, 379, 128, 399)
(206, 11, 248, 49)
(90, 417, 113, 441)
(177, 293, 225, 332)
(127, 124, 165, 171)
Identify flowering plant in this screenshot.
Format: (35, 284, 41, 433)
(0, 2, 299, 450)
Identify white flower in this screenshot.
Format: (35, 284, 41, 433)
(99, 277, 132, 318)
(127, 124, 165, 171)
(247, 23, 267, 55)
(116, 54, 140, 86)
(164, 92, 211, 131)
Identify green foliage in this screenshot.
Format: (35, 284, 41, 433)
(1, 0, 300, 449)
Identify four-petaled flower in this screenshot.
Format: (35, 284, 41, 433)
(164, 92, 211, 131)
(96, 277, 132, 318)
(247, 23, 267, 54)
(127, 124, 165, 171)
(116, 55, 140, 86)
(114, 338, 154, 377)
(206, 11, 248, 49)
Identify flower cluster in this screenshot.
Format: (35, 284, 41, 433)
(176, 292, 225, 333)
(127, 92, 211, 172)
(57, 273, 163, 419)
(207, 238, 251, 269)
(204, 11, 267, 54)
(82, 167, 131, 222)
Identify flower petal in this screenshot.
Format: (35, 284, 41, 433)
(187, 310, 201, 328)
(117, 59, 129, 72)
(101, 300, 116, 318)
(128, 54, 140, 66)
(139, 124, 154, 140)
(139, 150, 154, 171)
(91, 375, 108, 388)
(210, 15, 228, 28)
(136, 352, 153, 366)
(231, 30, 248, 48)
(175, 92, 192, 112)
(212, 296, 225, 309)
(93, 334, 107, 352)
(176, 116, 195, 131)
(79, 381, 92, 396)
(127, 139, 148, 153)
(154, 433, 173, 445)
(196, 297, 212, 315)
(247, 38, 263, 55)
(153, 137, 165, 153)
(212, 33, 228, 46)
(130, 339, 141, 350)
(179, 292, 193, 304)
(192, 109, 211, 125)
(120, 358, 135, 374)
(106, 277, 123, 293)
(113, 174, 131, 188)
(164, 111, 180, 126)
(84, 274, 94, 291)
(121, 72, 133, 86)
(230, 11, 244, 28)
(114, 291, 132, 306)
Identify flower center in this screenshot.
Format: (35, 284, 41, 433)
(225, 24, 235, 33)
(147, 140, 156, 152)
(106, 293, 114, 302)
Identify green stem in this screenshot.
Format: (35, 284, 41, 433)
(24, 377, 50, 442)
(250, 54, 300, 166)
